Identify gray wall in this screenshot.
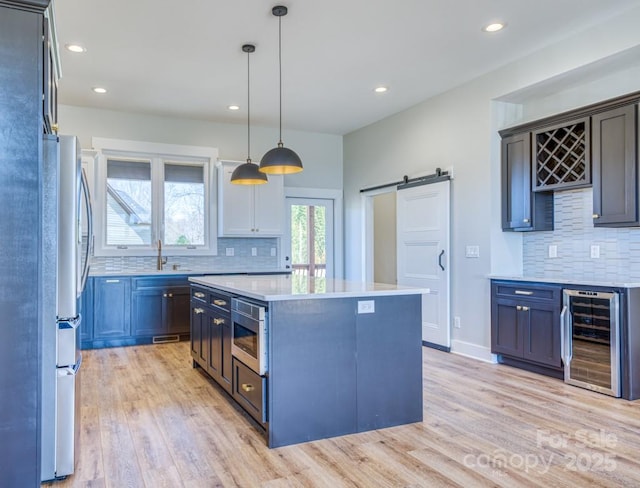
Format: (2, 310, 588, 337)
(59, 105, 343, 268)
(59, 104, 343, 191)
(344, 5, 640, 360)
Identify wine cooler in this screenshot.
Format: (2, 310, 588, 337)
(562, 289, 620, 397)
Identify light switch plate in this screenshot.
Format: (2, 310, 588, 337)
(548, 245, 558, 258)
(465, 245, 480, 258)
(225, 247, 234, 256)
(591, 245, 600, 259)
(251, 247, 257, 256)
(357, 300, 375, 314)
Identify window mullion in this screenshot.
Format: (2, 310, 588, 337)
(153, 157, 164, 248)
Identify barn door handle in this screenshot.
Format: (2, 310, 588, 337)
(438, 250, 445, 271)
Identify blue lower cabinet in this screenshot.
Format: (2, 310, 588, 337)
(79, 277, 94, 347)
(93, 277, 131, 342)
(83, 275, 193, 349)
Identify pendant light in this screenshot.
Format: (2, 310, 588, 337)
(259, 5, 303, 175)
(231, 44, 268, 185)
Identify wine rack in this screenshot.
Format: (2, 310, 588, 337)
(533, 117, 590, 191)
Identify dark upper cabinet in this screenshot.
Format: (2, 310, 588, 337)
(592, 104, 638, 227)
(491, 281, 562, 376)
(94, 277, 131, 339)
(501, 132, 554, 231)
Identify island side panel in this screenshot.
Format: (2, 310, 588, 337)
(268, 298, 357, 448)
(355, 294, 423, 431)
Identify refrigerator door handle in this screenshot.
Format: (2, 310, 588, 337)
(80, 168, 93, 294)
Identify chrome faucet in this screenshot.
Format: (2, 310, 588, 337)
(157, 239, 168, 270)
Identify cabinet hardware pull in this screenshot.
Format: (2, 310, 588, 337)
(514, 290, 533, 295)
(163, 293, 168, 297)
(592, 213, 600, 219)
(523, 218, 530, 223)
(522, 306, 530, 312)
(213, 318, 224, 325)
(213, 299, 227, 306)
(516, 305, 522, 311)
(438, 250, 445, 271)
(168, 293, 173, 298)
(241, 383, 254, 392)
(194, 308, 204, 314)
(105, 279, 120, 283)
(194, 292, 205, 298)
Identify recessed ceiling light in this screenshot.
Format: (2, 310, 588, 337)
(92, 87, 107, 94)
(483, 22, 506, 33)
(65, 44, 86, 53)
(374, 86, 388, 93)
(228, 105, 240, 111)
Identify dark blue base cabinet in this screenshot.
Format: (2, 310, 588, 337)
(191, 286, 424, 448)
(81, 275, 192, 349)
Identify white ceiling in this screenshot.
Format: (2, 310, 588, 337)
(54, 0, 640, 135)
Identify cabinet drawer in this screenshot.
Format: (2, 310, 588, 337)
(191, 286, 209, 304)
(232, 358, 267, 426)
(134, 276, 189, 290)
(492, 281, 561, 302)
(210, 290, 232, 313)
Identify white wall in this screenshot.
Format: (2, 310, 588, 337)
(58, 105, 343, 191)
(344, 5, 640, 360)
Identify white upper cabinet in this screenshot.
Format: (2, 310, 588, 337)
(217, 160, 285, 237)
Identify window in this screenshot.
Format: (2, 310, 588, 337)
(163, 163, 205, 246)
(92, 138, 218, 256)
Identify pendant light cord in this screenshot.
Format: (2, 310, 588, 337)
(278, 14, 283, 146)
(247, 47, 251, 162)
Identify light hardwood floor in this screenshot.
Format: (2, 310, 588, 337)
(43, 342, 640, 488)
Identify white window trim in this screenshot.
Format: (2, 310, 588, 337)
(92, 137, 218, 257)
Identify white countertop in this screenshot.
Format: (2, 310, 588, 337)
(89, 268, 289, 277)
(189, 274, 430, 301)
(490, 275, 640, 288)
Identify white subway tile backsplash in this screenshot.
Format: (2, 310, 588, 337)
(90, 237, 279, 274)
(523, 188, 640, 281)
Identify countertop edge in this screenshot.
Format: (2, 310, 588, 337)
(489, 275, 640, 289)
(189, 276, 429, 301)
(89, 268, 291, 277)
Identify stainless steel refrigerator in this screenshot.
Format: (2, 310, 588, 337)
(41, 134, 93, 481)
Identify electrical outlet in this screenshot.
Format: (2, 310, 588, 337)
(465, 245, 480, 258)
(357, 300, 375, 314)
(270, 247, 276, 257)
(454, 316, 461, 329)
(225, 247, 234, 256)
(251, 247, 257, 256)
(590, 245, 600, 259)
(548, 245, 558, 258)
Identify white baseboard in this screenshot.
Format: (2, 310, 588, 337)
(450, 340, 497, 363)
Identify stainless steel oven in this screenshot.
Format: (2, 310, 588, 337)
(231, 298, 268, 376)
(562, 289, 621, 397)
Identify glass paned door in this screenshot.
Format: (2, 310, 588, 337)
(285, 198, 334, 279)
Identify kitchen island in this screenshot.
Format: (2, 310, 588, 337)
(189, 274, 427, 448)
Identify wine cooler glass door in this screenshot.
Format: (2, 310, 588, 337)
(563, 290, 620, 397)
